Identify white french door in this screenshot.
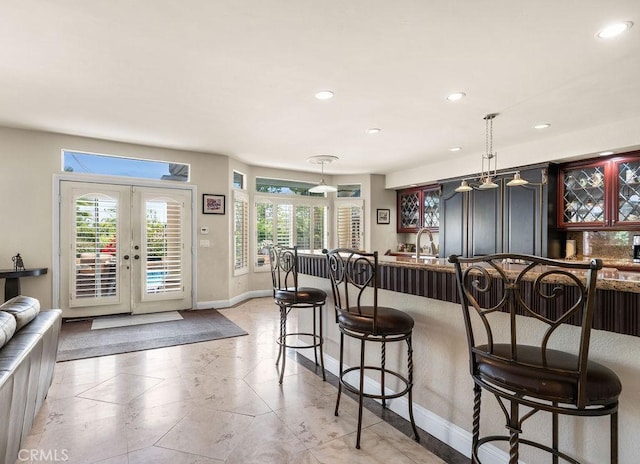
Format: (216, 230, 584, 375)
(59, 181, 192, 318)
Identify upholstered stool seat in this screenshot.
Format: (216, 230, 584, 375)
(337, 306, 414, 336)
(326, 248, 420, 449)
(274, 287, 327, 304)
(270, 246, 326, 384)
(476, 344, 622, 404)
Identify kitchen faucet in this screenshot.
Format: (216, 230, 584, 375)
(415, 227, 437, 258)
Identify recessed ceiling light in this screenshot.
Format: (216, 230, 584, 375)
(449, 147, 462, 152)
(599, 151, 615, 156)
(446, 92, 466, 102)
(366, 128, 381, 134)
(315, 90, 334, 100)
(534, 123, 551, 129)
(597, 21, 633, 39)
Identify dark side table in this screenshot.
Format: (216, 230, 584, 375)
(0, 268, 48, 302)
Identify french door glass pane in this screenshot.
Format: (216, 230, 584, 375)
(74, 194, 118, 299)
(145, 199, 182, 294)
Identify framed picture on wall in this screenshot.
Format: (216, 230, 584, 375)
(203, 194, 226, 215)
(377, 208, 390, 224)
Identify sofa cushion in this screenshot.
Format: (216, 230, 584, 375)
(0, 296, 40, 331)
(0, 312, 16, 350)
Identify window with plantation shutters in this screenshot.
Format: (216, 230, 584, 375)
(255, 197, 328, 270)
(337, 202, 364, 250)
(143, 197, 184, 297)
(73, 193, 119, 301)
(233, 191, 249, 274)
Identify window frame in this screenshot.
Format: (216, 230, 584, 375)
(254, 193, 329, 272)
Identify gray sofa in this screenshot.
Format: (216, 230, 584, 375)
(0, 296, 61, 464)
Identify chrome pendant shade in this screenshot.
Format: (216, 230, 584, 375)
(454, 113, 532, 192)
(308, 155, 338, 193)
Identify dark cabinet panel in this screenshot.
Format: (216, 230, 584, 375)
(441, 165, 555, 258)
(440, 182, 466, 258)
(469, 187, 501, 256)
(504, 181, 541, 255)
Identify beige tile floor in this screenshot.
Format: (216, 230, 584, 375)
(18, 298, 452, 464)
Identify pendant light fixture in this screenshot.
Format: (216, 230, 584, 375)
(478, 113, 499, 189)
(454, 113, 532, 192)
(308, 155, 338, 193)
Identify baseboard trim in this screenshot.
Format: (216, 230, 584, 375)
(196, 290, 272, 310)
(298, 350, 510, 464)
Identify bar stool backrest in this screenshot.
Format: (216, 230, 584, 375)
(449, 253, 603, 409)
(325, 248, 379, 334)
(269, 246, 299, 295)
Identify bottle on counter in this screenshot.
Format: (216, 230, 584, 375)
(633, 235, 640, 262)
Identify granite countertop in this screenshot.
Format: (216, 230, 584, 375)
(300, 251, 640, 293)
(378, 255, 640, 293)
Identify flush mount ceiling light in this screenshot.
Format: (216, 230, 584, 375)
(446, 92, 466, 102)
(315, 90, 335, 100)
(597, 21, 633, 39)
(308, 155, 338, 193)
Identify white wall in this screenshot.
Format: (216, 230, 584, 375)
(0, 126, 393, 309)
(0, 126, 230, 309)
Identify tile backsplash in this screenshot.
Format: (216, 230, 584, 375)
(567, 230, 639, 260)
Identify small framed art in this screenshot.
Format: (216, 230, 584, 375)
(203, 194, 226, 215)
(376, 208, 390, 224)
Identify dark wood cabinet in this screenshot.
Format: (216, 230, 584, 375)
(441, 166, 557, 258)
(469, 187, 502, 256)
(396, 185, 440, 233)
(440, 182, 467, 257)
(558, 151, 640, 230)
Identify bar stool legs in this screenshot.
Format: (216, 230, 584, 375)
(334, 331, 419, 449)
(275, 302, 326, 384)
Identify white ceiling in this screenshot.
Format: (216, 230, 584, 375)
(1, 1, 639, 179)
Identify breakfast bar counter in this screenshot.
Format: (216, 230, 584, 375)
(298, 253, 640, 337)
(295, 252, 640, 463)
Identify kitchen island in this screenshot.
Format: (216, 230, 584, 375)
(296, 252, 640, 464)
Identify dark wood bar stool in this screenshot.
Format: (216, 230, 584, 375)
(325, 248, 419, 449)
(269, 245, 326, 384)
(449, 253, 621, 464)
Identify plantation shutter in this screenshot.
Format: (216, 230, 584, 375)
(276, 204, 294, 246)
(144, 197, 183, 296)
(234, 192, 249, 272)
(73, 193, 119, 301)
(337, 203, 363, 250)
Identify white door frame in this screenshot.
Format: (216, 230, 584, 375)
(52, 173, 198, 312)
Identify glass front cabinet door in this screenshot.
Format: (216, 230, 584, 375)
(559, 151, 640, 229)
(397, 185, 440, 233)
